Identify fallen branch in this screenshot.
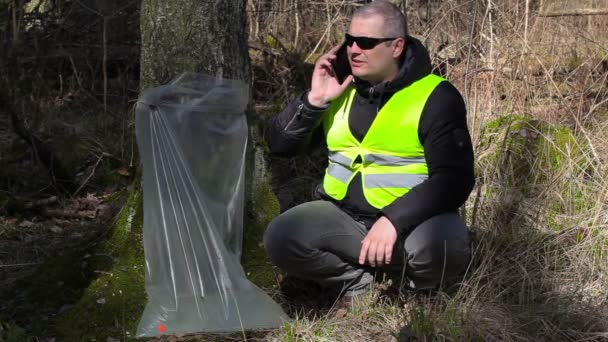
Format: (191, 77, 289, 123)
(44, 209, 96, 219)
(538, 8, 608, 17)
(0, 262, 42, 268)
(72, 153, 108, 198)
(248, 42, 281, 56)
(24, 196, 58, 209)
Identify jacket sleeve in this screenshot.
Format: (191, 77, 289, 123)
(265, 91, 329, 157)
(381, 81, 475, 235)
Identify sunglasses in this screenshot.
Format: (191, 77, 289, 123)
(345, 33, 398, 49)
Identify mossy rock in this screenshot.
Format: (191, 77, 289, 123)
(479, 115, 585, 188)
(476, 115, 594, 229)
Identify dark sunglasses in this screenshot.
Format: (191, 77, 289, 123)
(345, 33, 397, 49)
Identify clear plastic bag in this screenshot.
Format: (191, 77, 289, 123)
(135, 73, 288, 337)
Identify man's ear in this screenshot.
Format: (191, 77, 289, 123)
(392, 38, 406, 58)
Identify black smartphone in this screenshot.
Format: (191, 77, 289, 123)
(330, 42, 352, 84)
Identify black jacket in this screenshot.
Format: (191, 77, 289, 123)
(265, 36, 475, 235)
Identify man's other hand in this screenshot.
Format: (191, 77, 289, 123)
(359, 216, 398, 267)
(307, 44, 354, 107)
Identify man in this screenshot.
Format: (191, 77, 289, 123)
(263, 1, 474, 303)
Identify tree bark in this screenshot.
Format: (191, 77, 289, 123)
(139, 0, 251, 89)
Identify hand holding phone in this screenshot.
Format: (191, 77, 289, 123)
(330, 42, 352, 84)
(307, 44, 353, 107)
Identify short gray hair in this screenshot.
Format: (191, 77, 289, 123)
(353, 0, 408, 38)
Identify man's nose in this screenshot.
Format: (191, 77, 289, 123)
(349, 42, 363, 54)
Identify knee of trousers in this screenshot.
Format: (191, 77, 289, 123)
(263, 214, 314, 272)
(404, 214, 471, 286)
(406, 240, 470, 281)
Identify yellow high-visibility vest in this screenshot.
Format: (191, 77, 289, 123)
(322, 74, 445, 209)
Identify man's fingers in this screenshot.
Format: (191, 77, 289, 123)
(318, 60, 333, 69)
(318, 53, 336, 65)
(315, 63, 334, 78)
(329, 44, 343, 53)
(367, 242, 378, 266)
(359, 239, 369, 265)
(385, 244, 393, 265)
(375, 244, 385, 266)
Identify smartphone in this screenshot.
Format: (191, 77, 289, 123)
(330, 42, 352, 84)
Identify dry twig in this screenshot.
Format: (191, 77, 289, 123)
(539, 8, 608, 17)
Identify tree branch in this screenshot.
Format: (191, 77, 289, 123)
(538, 8, 608, 17)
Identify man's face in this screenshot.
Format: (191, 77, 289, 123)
(347, 14, 403, 84)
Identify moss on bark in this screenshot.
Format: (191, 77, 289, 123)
(242, 179, 281, 288)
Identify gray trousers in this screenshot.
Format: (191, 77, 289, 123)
(263, 200, 471, 296)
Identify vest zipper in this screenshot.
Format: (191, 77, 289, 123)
(284, 103, 303, 132)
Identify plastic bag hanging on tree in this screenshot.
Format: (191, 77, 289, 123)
(135, 73, 288, 336)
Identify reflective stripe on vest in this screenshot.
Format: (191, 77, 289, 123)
(364, 173, 428, 189)
(328, 152, 353, 166)
(327, 162, 352, 183)
(327, 151, 428, 186)
(322, 73, 445, 209)
(364, 153, 426, 166)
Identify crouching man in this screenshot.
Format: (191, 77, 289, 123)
(263, 1, 474, 303)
